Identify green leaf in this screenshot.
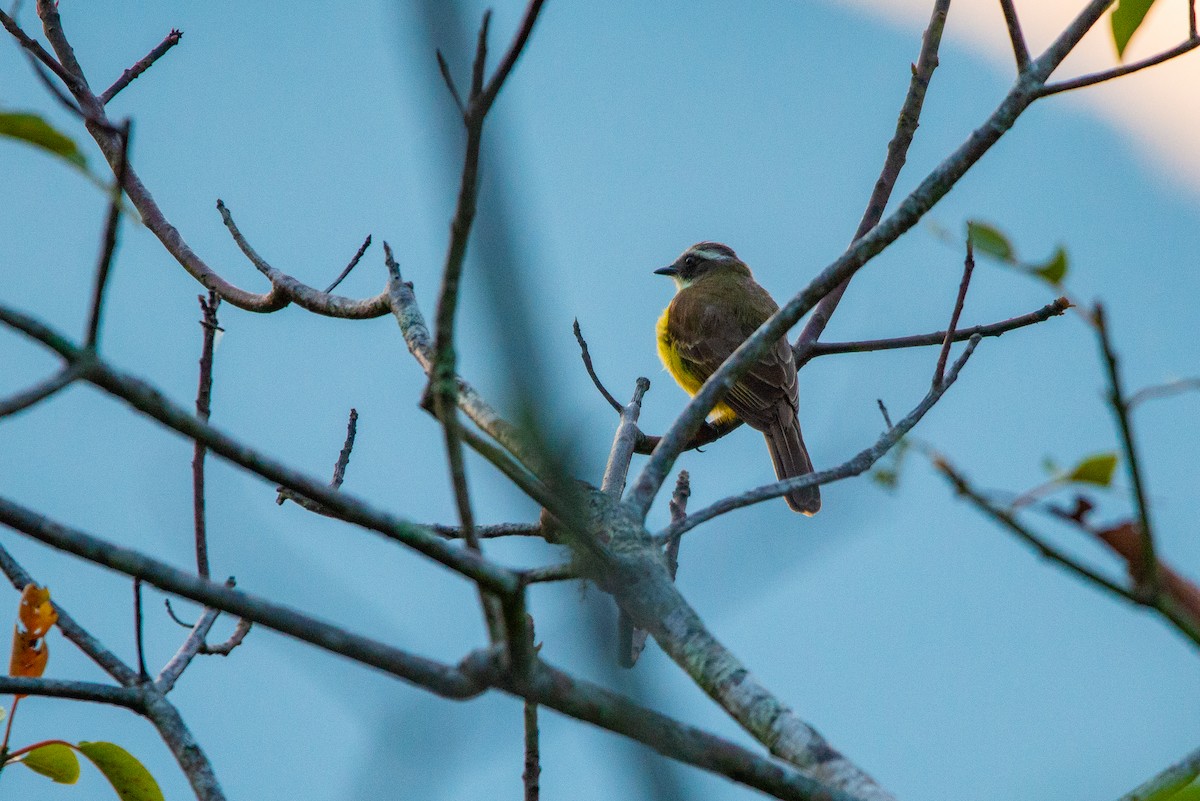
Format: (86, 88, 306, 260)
(18, 743, 81, 784)
(1030, 246, 1068, 286)
(1065, 452, 1119, 487)
(967, 220, 1015, 262)
(1111, 0, 1156, 58)
(0, 112, 86, 169)
(1165, 780, 1200, 801)
(871, 469, 898, 489)
(77, 742, 164, 801)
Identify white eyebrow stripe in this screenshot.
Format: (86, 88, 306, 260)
(689, 248, 733, 261)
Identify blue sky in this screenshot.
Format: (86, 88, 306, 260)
(2, 2, 1199, 800)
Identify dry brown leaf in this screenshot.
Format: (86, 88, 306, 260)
(9, 583, 57, 683)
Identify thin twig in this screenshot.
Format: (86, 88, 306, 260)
(164, 598, 194, 628)
(99, 28, 182, 104)
(523, 614, 541, 801)
(193, 291, 220, 578)
(201, 617, 252, 656)
(937, 459, 1136, 600)
(435, 50, 466, 115)
(804, 297, 1069, 361)
(523, 686, 540, 801)
(1040, 36, 1200, 97)
(331, 408, 357, 489)
(998, 0, 1031, 71)
(475, 0, 546, 117)
(134, 578, 148, 679)
(795, 0, 951, 351)
(156, 607, 220, 693)
(602, 379, 651, 497)
(0, 677, 145, 709)
(1094, 305, 1158, 598)
(573, 319, 623, 413)
(0, 360, 90, 418)
(933, 241, 975, 385)
(323, 235, 372, 294)
(0, 8, 76, 90)
(520, 563, 578, 584)
(936, 457, 1200, 648)
(658, 337, 980, 542)
(84, 119, 131, 350)
(276, 408, 358, 508)
(664, 470, 690, 580)
(431, 522, 542, 539)
(876, 400, 894, 430)
(1128, 377, 1200, 408)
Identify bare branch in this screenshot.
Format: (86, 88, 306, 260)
(1041, 35, 1200, 97)
(385, 244, 546, 475)
(0, 303, 520, 595)
(474, 0, 546, 117)
(602, 379, 651, 498)
(660, 336, 980, 542)
(998, 0, 1031, 72)
(156, 607, 220, 693)
(99, 28, 182, 104)
(0, 360, 89, 418)
(933, 241, 975, 385)
(520, 562, 578, 584)
(216, 200, 390, 318)
(1094, 305, 1158, 599)
(84, 119, 131, 350)
(935, 456, 1200, 648)
(323, 235, 372, 294)
(523, 685, 541, 801)
(804, 297, 1069, 361)
(435, 49, 466, 115)
(0, 677, 144, 709)
(201, 617, 252, 656)
(0, 494, 487, 698)
(795, 0, 950, 350)
(192, 291, 220, 578)
(0, 8, 77, 91)
(134, 577, 148, 679)
(432, 522, 542, 539)
(573, 319, 623, 414)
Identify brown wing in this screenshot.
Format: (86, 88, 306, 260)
(667, 280, 798, 432)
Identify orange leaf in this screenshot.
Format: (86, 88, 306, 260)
(18, 584, 57, 638)
(9, 583, 57, 683)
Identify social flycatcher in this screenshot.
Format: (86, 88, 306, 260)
(655, 242, 820, 515)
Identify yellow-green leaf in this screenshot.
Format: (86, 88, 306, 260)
(0, 112, 86, 169)
(1165, 780, 1200, 801)
(1065, 452, 1119, 486)
(967, 220, 1014, 262)
(77, 742, 164, 801)
(19, 743, 81, 784)
(1030, 246, 1068, 286)
(1111, 0, 1156, 58)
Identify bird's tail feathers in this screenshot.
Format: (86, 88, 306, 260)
(763, 414, 821, 516)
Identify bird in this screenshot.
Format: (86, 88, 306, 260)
(654, 242, 820, 515)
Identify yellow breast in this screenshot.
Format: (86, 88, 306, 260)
(656, 305, 739, 425)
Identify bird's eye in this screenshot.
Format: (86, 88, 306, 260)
(684, 255, 697, 268)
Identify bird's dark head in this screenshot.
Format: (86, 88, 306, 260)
(654, 242, 750, 288)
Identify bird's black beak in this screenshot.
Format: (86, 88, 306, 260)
(654, 265, 679, 277)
